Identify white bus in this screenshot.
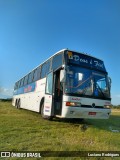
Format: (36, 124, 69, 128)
(12, 49, 111, 120)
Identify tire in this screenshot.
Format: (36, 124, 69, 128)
(15, 99, 18, 108)
(41, 102, 45, 118)
(17, 99, 21, 109)
(15, 99, 21, 109)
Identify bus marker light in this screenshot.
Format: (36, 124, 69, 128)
(68, 51, 73, 59)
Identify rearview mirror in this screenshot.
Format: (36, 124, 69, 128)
(60, 70, 66, 83)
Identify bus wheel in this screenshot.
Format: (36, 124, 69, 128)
(17, 99, 21, 109)
(15, 99, 18, 108)
(41, 102, 45, 118)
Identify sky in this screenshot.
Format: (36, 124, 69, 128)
(0, 0, 120, 105)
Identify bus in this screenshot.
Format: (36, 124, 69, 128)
(12, 49, 111, 120)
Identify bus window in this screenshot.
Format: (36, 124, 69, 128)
(52, 54, 63, 70)
(37, 66, 41, 80)
(46, 72, 53, 94)
(14, 82, 17, 90)
(20, 78, 24, 87)
(41, 61, 50, 78)
(28, 71, 34, 84)
(24, 75, 28, 86)
(28, 72, 33, 84)
(18, 81, 21, 88)
(16, 82, 18, 89)
(33, 69, 38, 81)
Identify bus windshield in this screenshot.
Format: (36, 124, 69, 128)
(65, 66, 110, 98)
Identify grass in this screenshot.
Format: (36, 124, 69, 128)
(0, 102, 120, 160)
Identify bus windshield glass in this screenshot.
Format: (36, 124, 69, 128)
(65, 66, 110, 98)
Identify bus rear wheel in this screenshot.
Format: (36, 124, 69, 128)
(15, 99, 21, 109)
(15, 99, 18, 108)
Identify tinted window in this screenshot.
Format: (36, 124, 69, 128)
(37, 66, 41, 80)
(33, 69, 38, 81)
(16, 82, 19, 89)
(18, 81, 21, 88)
(14, 82, 17, 90)
(41, 61, 50, 78)
(52, 53, 63, 70)
(28, 71, 34, 84)
(24, 75, 28, 86)
(20, 78, 24, 87)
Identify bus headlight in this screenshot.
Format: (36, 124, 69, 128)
(104, 105, 111, 109)
(66, 102, 81, 107)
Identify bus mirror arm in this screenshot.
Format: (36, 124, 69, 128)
(60, 69, 66, 83)
(108, 77, 112, 87)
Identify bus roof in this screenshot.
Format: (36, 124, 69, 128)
(15, 49, 104, 83)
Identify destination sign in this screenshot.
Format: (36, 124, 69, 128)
(67, 51, 106, 72)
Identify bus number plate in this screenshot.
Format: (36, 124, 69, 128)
(88, 112, 96, 115)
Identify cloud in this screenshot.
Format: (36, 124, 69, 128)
(0, 87, 13, 98)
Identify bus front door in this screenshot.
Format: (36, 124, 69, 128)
(44, 72, 54, 117)
(44, 70, 62, 118)
(54, 70, 62, 116)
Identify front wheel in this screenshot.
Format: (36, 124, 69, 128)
(17, 99, 21, 109)
(41, 102, 45, 118)
(15, 99, 18, 108)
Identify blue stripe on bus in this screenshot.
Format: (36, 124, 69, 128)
(13, 82, 36, 95)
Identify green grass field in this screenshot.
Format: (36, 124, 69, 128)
(0, 101, 120, 160)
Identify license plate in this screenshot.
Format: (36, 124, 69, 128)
(88, 112, 96, 115)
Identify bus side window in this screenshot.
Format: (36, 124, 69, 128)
(18, 81, 21, 89)
(46, 61, 50, 75)
(16, 82, 18, 89)
(28, 71, 34, 84)
(33, 69, 38, 81)
(28, 73, 31, 84)
(14, 82, 17, 90)
(41, 64, 44, 78)
(52, 53, 63, 70)
(37, 66, 41, 80)
(20, 78, 24, 87)
(31, 71, 34, 82)
(24, 75, 28, 86)
(41, 61, 50, 78)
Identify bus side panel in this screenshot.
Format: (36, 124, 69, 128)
(12, 78, 46, 112)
